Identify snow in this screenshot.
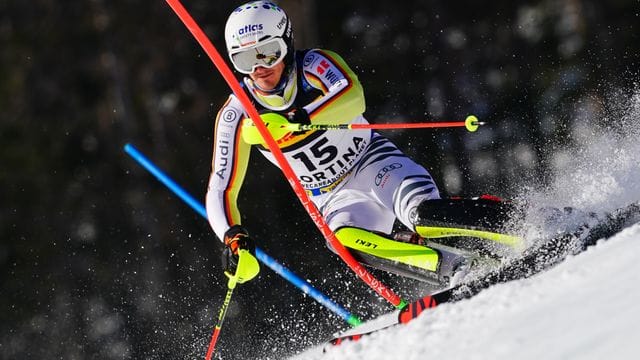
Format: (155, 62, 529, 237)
(317, 224, 640, 360)
(290, 91, 640, 360)
(294, 224, 640, 360)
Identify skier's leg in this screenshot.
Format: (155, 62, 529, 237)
(346, 134, 523, 255)
(410, 195, 519, 233)
(346, 133, 442, 231)
(321, 189, 467, 285)
(333, 226, 469, 285)
(317, 133, 475, 284)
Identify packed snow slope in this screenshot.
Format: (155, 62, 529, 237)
(292, 92, 640, 360)
(308, 224, 640, 360)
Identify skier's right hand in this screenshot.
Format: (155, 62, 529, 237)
(285, 107, 311, 135)
(222, 225, 256, 276)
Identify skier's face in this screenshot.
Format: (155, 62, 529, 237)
(248, 61, 285, 91)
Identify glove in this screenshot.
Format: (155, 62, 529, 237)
(222, 225, 255, 275)
(285, 107, 311, 134)
(286, 107, 311, 125)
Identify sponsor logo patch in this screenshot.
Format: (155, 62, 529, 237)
(303, 53, 316, 67)
(375, 163, 403, 186)
(237, 23, 263, 35)
(222, 109, 238, 123)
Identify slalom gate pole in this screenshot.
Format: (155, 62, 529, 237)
(288, 115, 484, 132)
(124, 143, 362, 326)
(165, 0, 406, 309)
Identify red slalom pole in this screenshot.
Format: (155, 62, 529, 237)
(165, 0, 406, 309)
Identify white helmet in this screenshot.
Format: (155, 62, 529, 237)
(224, 1, 294, 75)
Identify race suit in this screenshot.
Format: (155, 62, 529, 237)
(205, 49, 441, 248)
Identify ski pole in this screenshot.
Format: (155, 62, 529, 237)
(205, 249, 260, 359)
(124, 143, 362, 326)
(165, 0, 407, 310)
(284, 115, 484, 132)
(205, 285, 233, 359)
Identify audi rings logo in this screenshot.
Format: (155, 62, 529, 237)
(375, 163, 402, 186)
(222, 109, 238, 123)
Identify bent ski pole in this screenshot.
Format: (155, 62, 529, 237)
(205, 249, 259, 359)
(165, 0, 407, 310)
(124, 143, 362, 326)
(286, 115, 484, 132)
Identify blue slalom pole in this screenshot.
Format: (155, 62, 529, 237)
(124, 143, 362, 326)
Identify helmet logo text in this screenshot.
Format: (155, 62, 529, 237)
(238, 24, 264, 35)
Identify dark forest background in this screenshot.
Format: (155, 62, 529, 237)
(1, 0, 639, 359)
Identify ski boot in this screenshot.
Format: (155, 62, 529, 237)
(334, 227, 484, 288)
(393, 231, 497, 288)
(411, 196, 525, 258)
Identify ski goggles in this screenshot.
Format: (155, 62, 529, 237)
(229, 37, 288, 74)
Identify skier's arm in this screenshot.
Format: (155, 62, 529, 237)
(205, 96, 252, 242)
(300, 49, 366, 125)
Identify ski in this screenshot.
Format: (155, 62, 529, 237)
(304, 202, 640, 354)
(328, 292, 447, 345)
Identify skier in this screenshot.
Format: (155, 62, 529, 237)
(206, 1, 510, 286)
